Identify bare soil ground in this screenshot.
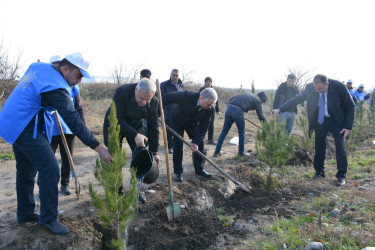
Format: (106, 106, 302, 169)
(1, 98, 375, 249)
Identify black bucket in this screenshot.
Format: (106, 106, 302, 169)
(143, 163, 159, 184)
(130, 147, 153, 179)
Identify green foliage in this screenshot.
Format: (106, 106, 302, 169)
(0, 153, 14, 161)
(89, 101, 138, 249)
(295, 108, 314, 152)
(256, 118, 294, 189)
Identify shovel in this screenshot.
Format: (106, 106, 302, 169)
(156, 80, 181, 221)
(53, 111, 81, 199)
(165, 124, 252, 193)
(244, 117, 262, 130)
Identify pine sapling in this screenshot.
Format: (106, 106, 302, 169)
(89, 101, 138, 250)
(256, 118, 294, 190)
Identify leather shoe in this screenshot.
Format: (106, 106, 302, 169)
(18, 212, 39, 225)
(175, 174, 183, 182)
(311, 172, 326, 180)
(238, 153, 250, 157)
(61, 185, 72, 196)
(40, 220, 70, 235)
(195, 170, 213, 178)
(207, 139, 217, 145)
(337, 178, 345, 186)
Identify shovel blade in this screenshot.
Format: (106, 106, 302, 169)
(166, 203, 181, 221)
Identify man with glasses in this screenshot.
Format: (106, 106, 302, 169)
(160, 69, 184, 154)
(162, 88, 217, 182)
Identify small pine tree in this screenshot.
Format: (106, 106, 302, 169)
(256, 118, 294, 190)
(295, 108, 314, 152)
(251, 81, 255, 94)
(89, 101, 138, 250)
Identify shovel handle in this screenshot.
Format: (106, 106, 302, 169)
(165, 124, 252, 193)
(244, 117, 262, 130)
(54, 111, 80, 199)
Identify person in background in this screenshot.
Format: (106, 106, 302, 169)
(354, 83, 370, 110)
(273, 74, 301, 135)
(160, 69, 184, 154)
(48, 55, 86, 196)
(0, 52, 112, 235)
(199, 77, 220, 144)
(346, 79, 355, 100)
(213, 92, 267, 157)
(273, 74, 355, 186)
(140, 69, 152, 136)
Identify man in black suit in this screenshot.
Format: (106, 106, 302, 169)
(273, 74, 355, 186)
(162, 88, 217, 182)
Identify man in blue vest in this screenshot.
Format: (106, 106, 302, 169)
(354, 83, 370, 110)
(49, 55, 86, 196)
(346, 79, 355, 100)
(0, 52, 112, 235)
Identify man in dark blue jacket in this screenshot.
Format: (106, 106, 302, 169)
(273, 74, 355, 186)
(162, 88, 217, 182)
(160, 69, 184, 154)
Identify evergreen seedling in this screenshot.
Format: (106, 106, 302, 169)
(256, 118, 294, 190)
(89, 101, 138, 249)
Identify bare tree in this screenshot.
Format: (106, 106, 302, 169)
(286, 66, 317, 91)
(110, 63, 146, 84)
(131, 63, 144, 81)
(180, 65, 195, 83)
(0, 40, 23, 102)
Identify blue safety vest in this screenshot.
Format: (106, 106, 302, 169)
(349, 89, 355, 98)
(50, 85, 80, 136)
(0, 62, 71, 145)
(355, 90, 366, 102)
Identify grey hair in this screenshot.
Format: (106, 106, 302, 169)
(171, 69, 179, 75)
(200, 88, 217, 103)
(136, 78, 156, 94)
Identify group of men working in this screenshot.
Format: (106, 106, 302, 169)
(0, 52, 359, 236)
(345, 79, 375, 111)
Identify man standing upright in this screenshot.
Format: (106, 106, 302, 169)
(354, 83, 370, 110)
(273, 74, 355, 186)
(160, 69, 184, 154)
(346, 79, 355, 99)
(162, 88, 217, 182)
(273, 74, 301, 135)
(199, 77, 220, 144)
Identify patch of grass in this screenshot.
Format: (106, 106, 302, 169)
(0, 153, 14, 161)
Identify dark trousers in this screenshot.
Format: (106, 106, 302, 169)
(171, 122, 205, 174)
(207, 112, 215, 140)
(314, 116, 348, 179)
(165, 119, 173, 150)
(50, 134, 75, 186)
(13, 121, 60, 224)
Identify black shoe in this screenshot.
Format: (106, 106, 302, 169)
(195, 170, 213, 178)
(213, 151, 223, 157)
(175, 174, 183, 182)
(40, 220, 70, 235)
(138, 192, 147, 204)
(207, 139, 217, 145)
(18, 212, 39, 225)
(311, 172, 326, 180)
(337, 178, 345, 186)
(168, 148, 173, 154)
(61, 185, 71, 196)
(238, 153, 250, 157)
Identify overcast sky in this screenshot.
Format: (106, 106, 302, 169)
(1, 0, 375, 90)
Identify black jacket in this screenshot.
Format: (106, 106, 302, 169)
(279, 79, 355, 137)
(162, 91, 214, 145)
(105, 83, 159, 152)
(199, 86, 220, 113)
(160, 78, 184, 119)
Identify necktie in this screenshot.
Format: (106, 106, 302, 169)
(318, 93, 325, 124)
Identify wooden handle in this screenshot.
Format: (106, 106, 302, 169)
(54, 111, 80, 199)
(244, 117, 262, 130)
(155, 80, 174, 197)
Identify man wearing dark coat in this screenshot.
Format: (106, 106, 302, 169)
(273, 74, 355, 186)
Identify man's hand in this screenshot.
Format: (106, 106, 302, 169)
(94, 144, 113, 163)
(153, 154, 160, 166)
(272, 109, 281, 117)
(340, 128, 351, 140)
(216, 112, 221, 115)
(134, 133, 148, 147)
(190, 143, 199, 152)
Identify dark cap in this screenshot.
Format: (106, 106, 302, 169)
(204, 77, 212, 82)
(257, 91, 267, 103)
(140, 69, 151, 78)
